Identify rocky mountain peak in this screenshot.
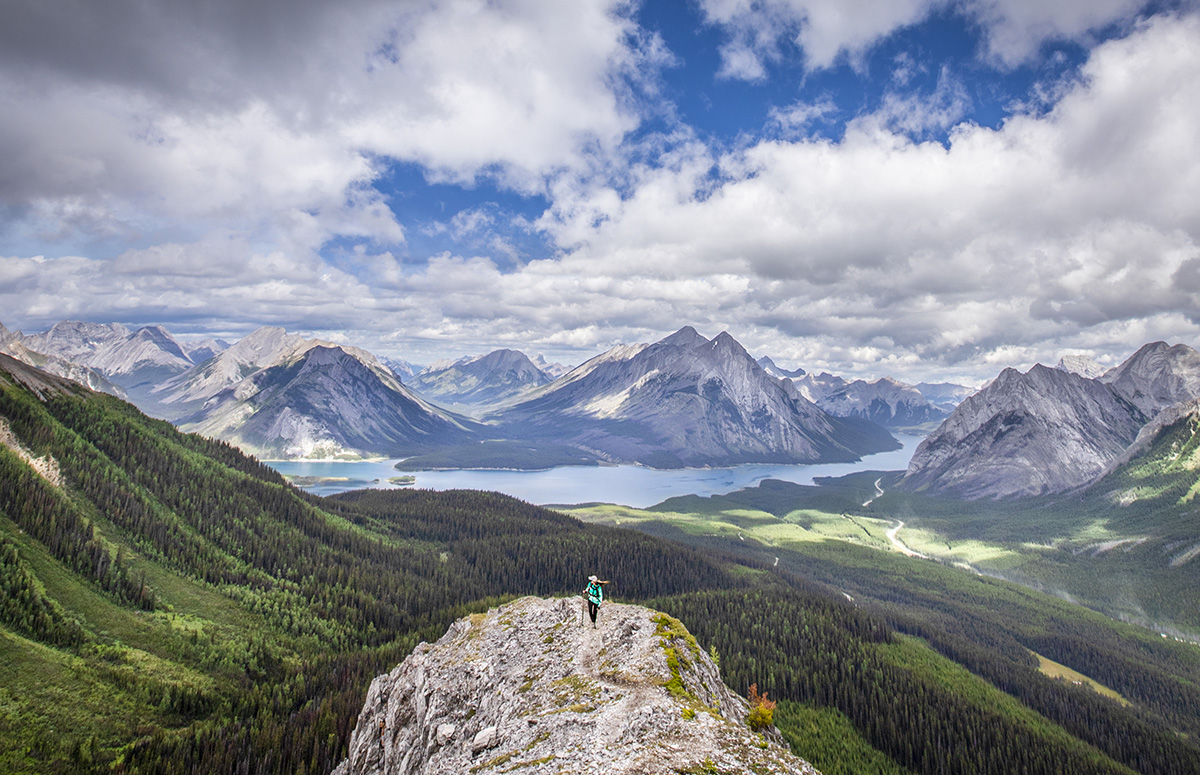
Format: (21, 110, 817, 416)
(226, 325, 303, 361)
(180, 337, 230, 364)
(334, 596, 816, 775)
(32, 320, 131, 359)
(410, 348, 552, 410)
(532, 353, 571, 379)
(1101, 341, 1200, 416)
(177, 342, 474, 459)
(152, 326, 314, 408)
(660, 325, 707, 348)
(708, 330, 752, 363)
(478, 348, 530, 366)
(815, 375, 948, 430)
(86, 325, 193, 376)
(492, 329, 897, 467)
(902, 362, 1145, 499)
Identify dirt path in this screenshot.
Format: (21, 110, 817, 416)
(573, 604, 665, 764)
(862, 477, 884, 507)
(886, 520, 928, 558)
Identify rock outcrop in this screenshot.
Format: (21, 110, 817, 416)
(334, 596, 818, 775)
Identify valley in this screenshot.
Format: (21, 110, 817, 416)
(3, 328, 1200, 775)
(565, 469, 1200, 636)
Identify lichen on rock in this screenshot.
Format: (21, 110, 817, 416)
(333, 596, 818, 775)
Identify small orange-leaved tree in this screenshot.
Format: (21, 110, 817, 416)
(746, 683, 777, 731)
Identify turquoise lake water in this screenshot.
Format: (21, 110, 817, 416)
(267, 434, 924, 509)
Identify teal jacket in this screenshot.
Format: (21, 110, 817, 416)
(585, 581, 603, 606)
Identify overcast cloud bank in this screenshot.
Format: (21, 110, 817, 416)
(1, 0, 1197, 384)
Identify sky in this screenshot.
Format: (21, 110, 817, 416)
(3, 0, 1200, 385)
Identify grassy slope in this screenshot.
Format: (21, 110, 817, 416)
(0, 499, 294, 773)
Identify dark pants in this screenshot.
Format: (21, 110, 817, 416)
(588, 601, 599, 623)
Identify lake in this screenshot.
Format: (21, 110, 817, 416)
(267, 434, 924, 508)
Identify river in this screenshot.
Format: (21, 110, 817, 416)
(267, 434, 924, 509)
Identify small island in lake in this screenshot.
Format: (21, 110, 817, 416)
(284, 475, 352, 488)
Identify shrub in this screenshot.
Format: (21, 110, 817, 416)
(746, 683, 776, 731)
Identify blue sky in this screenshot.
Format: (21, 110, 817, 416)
(2, 0, 1199, 384)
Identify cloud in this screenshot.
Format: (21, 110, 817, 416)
(522, 12, 1200, 378)
(868, 66, 973, 137)
(966, 0, 1149, 67)
(700, 0, 935, 75)
(4, 3, 1200, 385)
(0, 0, 659, 258)
(698, 0, 1158, 78)
(769, 96, 840, 135)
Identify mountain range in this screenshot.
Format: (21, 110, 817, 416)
(0, 322, 124, 396)
(11, 317, 1200, 498)
(176, 343, 479, 460)
(758, 356, 956, 430)
(1, 320, 229, 412)
(1, 320, 916, 468)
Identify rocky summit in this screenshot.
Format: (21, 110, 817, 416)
(334, 596, 818, 775)
(491, 326, 897, 467)
(902, 364, 1145, 499)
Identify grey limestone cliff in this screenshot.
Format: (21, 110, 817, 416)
(1101, 341, 1200, 417)
(334, 596, 818, 775)
(902, 364, 1145, 499)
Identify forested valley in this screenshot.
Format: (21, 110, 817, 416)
(2, 355, 1199, 775)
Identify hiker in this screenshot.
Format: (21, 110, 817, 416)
(583, 575, 609, 628)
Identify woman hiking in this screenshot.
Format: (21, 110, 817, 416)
(582, 575, 609, 629)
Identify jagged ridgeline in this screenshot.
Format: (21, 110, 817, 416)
(3, 352, 1200, 775)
